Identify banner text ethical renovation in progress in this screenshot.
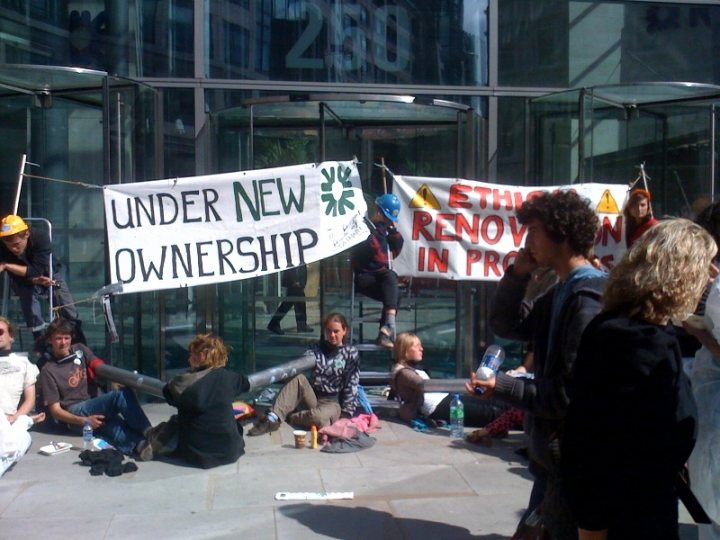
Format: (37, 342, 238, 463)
(103, 161, 368, 294)
(391, 176, 628, 281)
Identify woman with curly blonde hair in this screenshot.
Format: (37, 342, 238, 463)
(139, 333, 250, 468)
(561, 219, 717, 540)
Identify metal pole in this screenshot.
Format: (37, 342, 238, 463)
(94, 355, 317, 398)
(247, 355, 315, 390)
(422, 379, 470, 393)
(12, 153, 27, 214)
(95, 364, 166, 398)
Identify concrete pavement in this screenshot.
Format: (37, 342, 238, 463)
(0, 401, 700, 539)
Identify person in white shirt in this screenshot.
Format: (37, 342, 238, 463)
(0, 316, 44, 477)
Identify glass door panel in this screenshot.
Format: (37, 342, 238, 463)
(210, 96, 476, 377)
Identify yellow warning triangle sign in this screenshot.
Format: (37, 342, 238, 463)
(596, 189, 620, 214)
(410, 184, 441, 209)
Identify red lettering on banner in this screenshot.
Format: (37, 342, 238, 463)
(496, 189, 514, 210)
(466, 250, 481, 275)
(412, 211, 433, 240)
(465, 249, 515, 278)
(472, 186, 492, 209)
(485, 250, 501, 275)
(435, 213, 457, 241)
(508, 217, 527, 247)
(600, 254, 615, 269)
(418, 246, 449, 272)
(480, 215, 504, 245)
(597, 215, 622, 246)
(427, 247, 449, 272)
(448, 184, 472, 208)
(456, 214, 479, 243)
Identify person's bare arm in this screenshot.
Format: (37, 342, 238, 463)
(9, 384, 37, 422)
(47, 402, 104, 429)
(0, 261, 28, 278)
(682, 321, 720, 357)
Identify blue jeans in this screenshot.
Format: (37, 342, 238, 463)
(68, 388, 151, 455)
(11, 274, 78, 331)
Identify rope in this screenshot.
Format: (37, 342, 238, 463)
(22, 172, 103, 190)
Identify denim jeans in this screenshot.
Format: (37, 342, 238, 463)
(10, 274, 78, 331)
(68, 388, 151, 455)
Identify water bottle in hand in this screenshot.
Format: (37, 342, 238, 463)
(449, 393, 465, 438)
(475, 345, 505, 395)
(83, 419, 93, 450)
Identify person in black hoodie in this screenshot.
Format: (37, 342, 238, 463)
(139, 333, 250, 469)
(467, 190, 606, 539)
(561, 219, 715, 540)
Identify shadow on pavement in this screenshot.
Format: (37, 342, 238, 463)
(279, 503, 510, 539)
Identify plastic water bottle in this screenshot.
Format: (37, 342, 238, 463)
(83, 419, 93, 450)
(474, 345, 505, 395)
(449, 393, 464, 438)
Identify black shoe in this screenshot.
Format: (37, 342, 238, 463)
(267, 322, 284, 335)
(297, 323, 314, 333)
(248, 417, 280, 436)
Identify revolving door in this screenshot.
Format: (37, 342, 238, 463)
(208, 94, 487, 377)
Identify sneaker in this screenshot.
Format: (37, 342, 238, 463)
(247, 417, 280, 436)
(376, 333, 394, 349)
(136, 439, 154, 461)
(267, 322, 284, 335)
(296, 323, 314, 333)
(466, 428, 492, 447)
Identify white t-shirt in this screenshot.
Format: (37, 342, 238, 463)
(414, 369, 448, 417)
(0, 353, 39, 415)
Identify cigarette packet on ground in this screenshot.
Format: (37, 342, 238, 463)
(274, 491, 354, 501)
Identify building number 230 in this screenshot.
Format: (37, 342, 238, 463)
(285, 4, 410, 73)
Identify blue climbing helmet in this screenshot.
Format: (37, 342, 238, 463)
(375, 193, 400, 222)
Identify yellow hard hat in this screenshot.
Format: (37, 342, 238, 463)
(0, 215, 29, 237)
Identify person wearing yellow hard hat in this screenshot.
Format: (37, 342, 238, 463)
(0, 214, 84, 342)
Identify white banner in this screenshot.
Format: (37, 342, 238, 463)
(392, 176, 629, 281)
(104, 161, 368, 294)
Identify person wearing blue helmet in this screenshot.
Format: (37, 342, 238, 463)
(350, 193, 404, 348)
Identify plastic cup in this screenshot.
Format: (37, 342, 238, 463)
(293, 430, 307, 449)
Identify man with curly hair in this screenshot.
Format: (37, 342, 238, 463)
(468, 190, 607, 540)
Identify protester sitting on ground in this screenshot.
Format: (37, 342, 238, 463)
(683, 201, 720, 540)
(468, 190, 606, 539)
(391, 332, 507, 427)
(1, 409, 45, 477)
(623, 188, 659, 248)
(351, 194, 404, 348)
(39, 318, 151, 456)
(466, 351, 533, 446)
(561, 219, 714, 540)
(248, 312, 359, 436)
(0, 315, 45, 476)
(267, 265, 314, 335)
(0, 317, 40, 425)
(137, 333, 250, 468)
(0, 215, 84, 342)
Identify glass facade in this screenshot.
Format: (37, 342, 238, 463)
(499, 1, 720, 87)
(1, 0, 719, 380)
(207, 1, 488, 85)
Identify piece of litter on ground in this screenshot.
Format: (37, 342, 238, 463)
(274, 491, 354, 501)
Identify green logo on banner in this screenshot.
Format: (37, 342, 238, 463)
(320, 164, 355, 216)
